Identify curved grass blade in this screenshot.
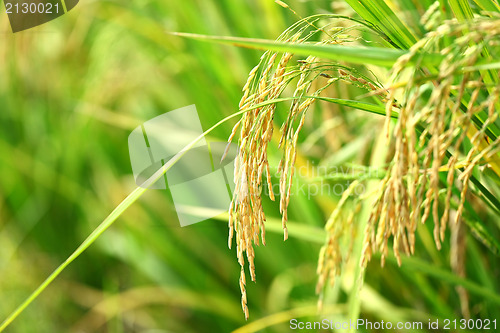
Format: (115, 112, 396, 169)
(473, 0, 500, 13)
(449, 0, 475, 21)
(0, 92, 391, 331)
(387, 256, 500, 306)
(344, 0, 417, 49)
(0, 106, 255, 331)
(172, 33, 444, 68)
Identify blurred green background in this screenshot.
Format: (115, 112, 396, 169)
(0, 0, 498, 332)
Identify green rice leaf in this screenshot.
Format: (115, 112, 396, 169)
(472, 0, 500, 13)
(389, 256, 500, 306)
(173, 33, 444, 67)
(449, 0, 475, 21)
(345, 0, 417, 49)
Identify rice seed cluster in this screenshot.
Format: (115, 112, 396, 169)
(363, 17, 500, 267)
(228, 48, 294, 319)
(229, 14, 500, 319)
(227, 17, 381, 318)
(316, 181, 361, 307)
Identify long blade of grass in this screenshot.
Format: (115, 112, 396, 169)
(387, 256, 500, 306)
(313, 96, 397, 118)
(1, 91, 385, 330)
(0, 105, 257, 331)
(464, 61, 500, 72)
(172, 33, 444, 67)
(345, 0, 417, 49)
(472, 0, 500, 13)
(0, 187, 148, 332)
(449, 0, 475, 21)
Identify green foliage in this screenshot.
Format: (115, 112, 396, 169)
(1, 0, 500, 332)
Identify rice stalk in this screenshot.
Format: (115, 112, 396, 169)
(227, 16, 385, 318)
(229, 12, 500, 319)
(363, 16, 500, 269)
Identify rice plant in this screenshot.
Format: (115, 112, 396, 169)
(184, 0, 500, 322)
(2, 0, 500, 332)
